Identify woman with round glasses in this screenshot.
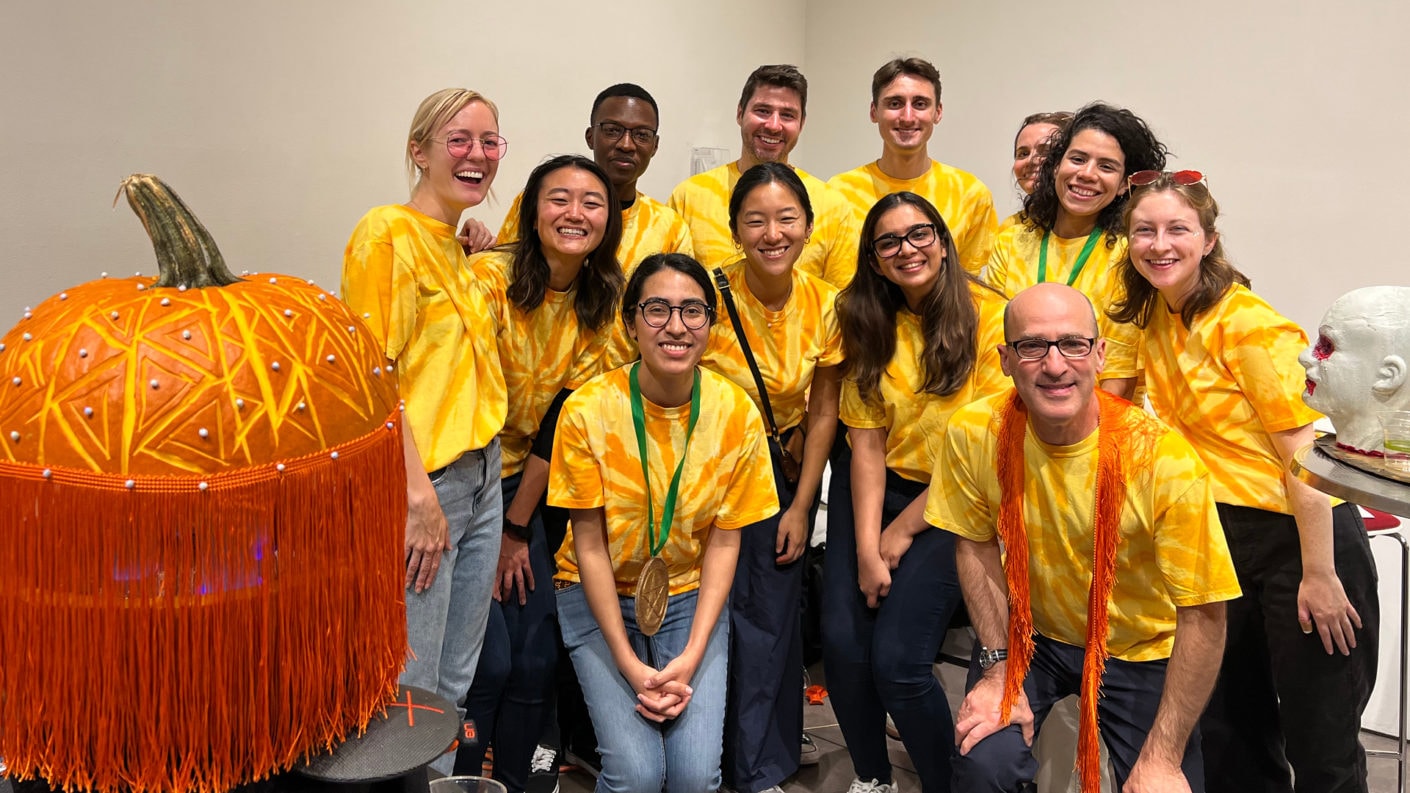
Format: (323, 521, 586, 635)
(455, 154, 625, 790)
(549, 253, 779, 793)
(340, 87, 508, 774)
(986, 101, 1167, 401)
(999, 111, 1072, 233)
(1111, 172, 1378, 793)
(697, 161, 843, 793)
(824, 191, 1006, 793)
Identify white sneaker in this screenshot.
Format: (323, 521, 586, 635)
(758, 787, 786, 793)
(527, 744, 560, 793)
(846, 778, 895, 793)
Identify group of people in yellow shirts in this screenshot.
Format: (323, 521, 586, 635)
(340, 57, 1378, 793)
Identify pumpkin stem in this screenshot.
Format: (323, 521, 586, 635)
(117, 174, 243, 288)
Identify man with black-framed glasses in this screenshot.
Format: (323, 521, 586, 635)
(498, 83, 693, 275)
(923, 283, 1240, 792)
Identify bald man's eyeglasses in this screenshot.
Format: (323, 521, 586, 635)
(1008, 337, 1096, 360)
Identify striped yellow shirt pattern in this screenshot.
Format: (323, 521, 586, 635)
(986, 223, 1140, 380)
(827, 160, 998, 278)
(1142, 284, 1322, 514)
(669, 162, 860, 288)
(700, 263, 843, 431)
(549, 366, 780, 596)
(926, 392, 1241, 662)
(341, 204, 506, 471)
(471, 250, 616, 478)
(841, 281, 1008, 483)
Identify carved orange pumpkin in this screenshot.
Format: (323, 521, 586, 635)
(0, 175, 408, 793)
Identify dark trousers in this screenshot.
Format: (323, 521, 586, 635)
(723, 448, 810, 793)
(456, 473, 558, 793)
(820, 445, 962, 793)
(1202, 502, 1379, 793)
(951, 634, 1205, 792)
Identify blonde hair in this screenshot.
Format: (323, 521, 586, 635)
(404, 88, 500, 194)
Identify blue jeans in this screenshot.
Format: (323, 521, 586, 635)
(557, 584, 729, 793)
(952, 634, 1204, 792)
(402, 439, 503, 775)
(821, 452, 962, 793)
(457, 472, 558, 791)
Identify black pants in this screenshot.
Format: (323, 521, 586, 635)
(951, 634, 1204, 792)
(722, 444, 812, 793)
(1202, 502, 1379, 793)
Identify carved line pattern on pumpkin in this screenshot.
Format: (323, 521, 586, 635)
(0, 277, 397, 474)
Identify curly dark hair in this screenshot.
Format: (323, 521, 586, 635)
(1022, 102, 1168, 248)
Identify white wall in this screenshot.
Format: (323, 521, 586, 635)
(801, 0, 1410, 336)
(0, 0, 803, 321)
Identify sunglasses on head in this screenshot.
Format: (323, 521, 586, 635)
(1127, 169, 1206, 191)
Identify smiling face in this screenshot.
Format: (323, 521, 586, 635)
(1013, 122, 1060, 195)
(628, 267, 713, 394)
(870, 74, 941, 155)
(1000, 284, 1107, 445)
(534, 166, 610, 269)
(732, 179, 812, 281)
(409, 100, 499, 222)
(737, 85, 805, 167)
(1054, 128, 1127, 227)
(870, 202, 944, 308)
(1127, 189, 1217, 311)
(586, 96, 659, 197)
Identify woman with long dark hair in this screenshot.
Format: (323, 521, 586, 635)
(823, 191, 1007, 793)
(456, 154, 625, 791)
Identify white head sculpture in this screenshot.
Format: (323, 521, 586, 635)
(1300, 285, 1410, 453)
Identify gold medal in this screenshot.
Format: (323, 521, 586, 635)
(635, 555, 669, 636)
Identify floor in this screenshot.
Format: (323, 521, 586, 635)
(554, 661, 1409, 793)
(1, 662, 1404, 792)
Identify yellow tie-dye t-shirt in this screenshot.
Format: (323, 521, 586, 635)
(997, 210, 1024, 235)
(826, 160, 998, 278)
(700, 263, 844, 432)
(496, 190, 694, 275)
(471, 250, 618, 478)
(986, 223, 1140, 381)
(549, 366, 780, 595)
(668, 162, 860, 288)
(840, 281, 1008, 483)
(1142, 284, 1322, 514)
(341, 204, 506, 471)
(925, 392, 1241, 661)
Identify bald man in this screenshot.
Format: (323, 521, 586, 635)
(925, 284, 1240, 792)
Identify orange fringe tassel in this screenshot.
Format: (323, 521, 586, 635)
(996, 390, 1128, 793)
(0, 410, 408, 793)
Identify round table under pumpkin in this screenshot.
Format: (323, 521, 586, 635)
(0, 175, 410, 793)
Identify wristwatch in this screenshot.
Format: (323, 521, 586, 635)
(503, 517, 532, 543)
(977, 646, 1008, 670)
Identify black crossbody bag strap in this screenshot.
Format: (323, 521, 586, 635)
(712, 267, 782, 442)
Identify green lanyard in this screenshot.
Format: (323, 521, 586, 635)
(629, 363, 701, 557)
(1037, 228, 1103, 286)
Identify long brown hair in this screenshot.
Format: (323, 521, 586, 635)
(1109, 177, 1250, 330)
(507, 155, 624, 331)
(838, 192, 996, 402)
